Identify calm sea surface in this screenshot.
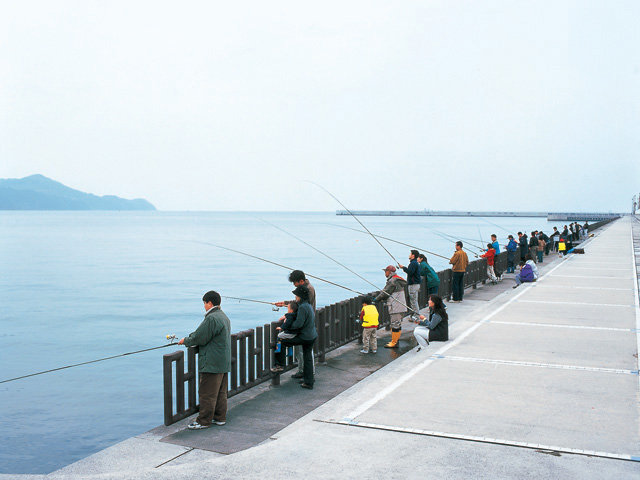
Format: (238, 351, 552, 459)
(0, 211, 550, 474)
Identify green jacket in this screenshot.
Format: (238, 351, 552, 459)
(419, 261, 441, 289)
(184, 307, 231, 373)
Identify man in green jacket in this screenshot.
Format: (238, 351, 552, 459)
(178, 291, 231, 430)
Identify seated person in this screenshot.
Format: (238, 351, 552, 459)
(275, 301, 298, 352)
(413, 294, 449, 351)
(513, 255, 538, 288)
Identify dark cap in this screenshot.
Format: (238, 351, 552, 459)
(292, 285, 310, 300)
(382, 265, 396, 272)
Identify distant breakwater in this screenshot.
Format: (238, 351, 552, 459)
(336, 211, 623, 221)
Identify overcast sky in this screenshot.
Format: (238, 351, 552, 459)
(1, 1, 638, 212)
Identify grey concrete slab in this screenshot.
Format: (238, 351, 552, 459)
(357, 360, 640, 456)
(486, 300, 636, 329)
(50, 437, 192, 476)
(442, 322, 638, 370)
(519, 284, 636, 306)
(543, 275, 633, 290)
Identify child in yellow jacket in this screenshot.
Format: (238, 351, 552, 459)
(359, 296, 379, 354)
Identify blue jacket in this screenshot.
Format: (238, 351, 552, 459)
(491, 241, 500, 255)
(402, 259, 421, 285)
(506, 239, 518, 252)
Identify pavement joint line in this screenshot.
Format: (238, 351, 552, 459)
(516, 300, 633, 308)
(326, 420, 640, 462)
(532, 285, 633, 291)
(548, 274, 634, 279)
(488, 320, 633, 332)
(435, 355, 638, 375)
(154, 448, 195, 469)
(629, 218, 640, 391)
(562, 267, 632, 270)
(343, 281, 538, 420)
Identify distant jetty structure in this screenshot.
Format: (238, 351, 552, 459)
(336, 210, 623, 221)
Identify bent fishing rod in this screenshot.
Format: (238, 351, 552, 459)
(322, 222, 451, 261)
(479, 217, 515, 236)
(244, 212, 381, 292)
(430, 228, 484, 250)
(245, 213, 422, 317)
(0, 339, 179, 384)
(305, 180, 401, 266)
(188, 240, 367, 297)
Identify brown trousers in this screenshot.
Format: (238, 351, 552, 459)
(197, 372, 228, 426)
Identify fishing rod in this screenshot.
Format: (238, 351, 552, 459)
(479, 217, 514, 236)
(431, 228, 483, 248)
(477, 225, 486, 253)
(222, 295, 281, 311)
(244, 212, 382, 293)
(188, 240, 367, 297)
(244, 213, 422, 317)
(0, 339, 179, 384)
(427, 229, 481, 257)
(305, 181, 401, 265)
(321, 222, 450, 261)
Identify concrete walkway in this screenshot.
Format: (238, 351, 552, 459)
(6, 218, 640, 479)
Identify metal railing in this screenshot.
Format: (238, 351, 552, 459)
(163, 219, 618, 425)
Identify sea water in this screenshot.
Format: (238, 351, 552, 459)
(0, 211, 550, 474)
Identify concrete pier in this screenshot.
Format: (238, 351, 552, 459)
(5, 218, 640, 479)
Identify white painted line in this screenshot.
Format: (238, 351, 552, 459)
(516, 300, 633, 308)
(332, 420, 640, 462)
(344, 281, 537, 420)
(488, 320, 633, 332)
(437, 355, 637, 375)
(563, 267, 631, 271)
(533, 285, 633, 291)
(548, 274, 634, 279)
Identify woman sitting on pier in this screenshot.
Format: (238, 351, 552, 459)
(413, 295, 449, 351)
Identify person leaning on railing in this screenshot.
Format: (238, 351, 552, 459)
(271, 285, 317, 390)
(178, 290, 231, 430)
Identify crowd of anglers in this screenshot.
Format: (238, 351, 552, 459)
(176, 221, 589, 430)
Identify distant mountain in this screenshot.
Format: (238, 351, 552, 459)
(0, 174, 156, 211)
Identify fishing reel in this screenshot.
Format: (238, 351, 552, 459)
(166, 334, 177, 342)
(272, 306, 280, 311)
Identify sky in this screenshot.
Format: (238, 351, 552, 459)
(1, 1, 638, 212)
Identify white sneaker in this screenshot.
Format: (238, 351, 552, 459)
(187, 422, 210, 430)
(213, 421, 226, 426)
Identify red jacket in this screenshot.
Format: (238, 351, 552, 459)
(481, 249, 495, 266)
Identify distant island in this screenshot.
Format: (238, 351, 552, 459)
(0, 174, 156, 211)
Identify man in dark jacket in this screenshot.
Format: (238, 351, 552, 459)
(518, 232, 529, 262)
(274, 270, 316, 379)
(398, 250, 421, 321)
(179, 291, 231, 430)
(271, 285, 317, 389)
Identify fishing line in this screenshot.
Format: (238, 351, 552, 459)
(479, 217, 514, 236)
(244, 212, 381, 292)
(188, 240, 367, 296)
(305, 181, 401, 265)
(321, 222, 450, 261)
(0, 342, 179, 384)
(245, 214, 421, 316)
(432, 229, 484, 251)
